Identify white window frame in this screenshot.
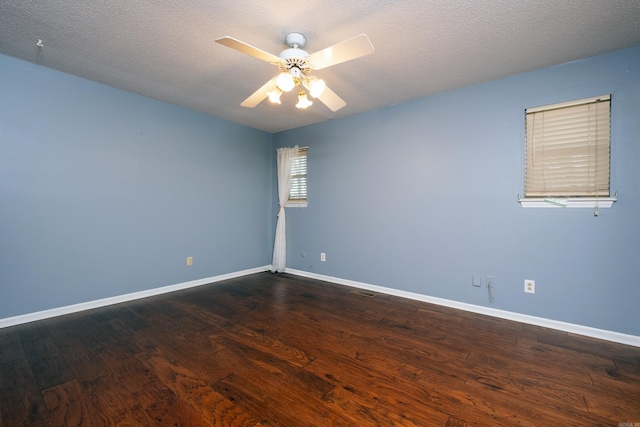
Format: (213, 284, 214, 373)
(519, 95, 616, 209)
(287, 147, 308, 208)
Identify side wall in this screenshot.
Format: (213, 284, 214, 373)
(274, 46, 640, 336)
(0, 55, 273, 319)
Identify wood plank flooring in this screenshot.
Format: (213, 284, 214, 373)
(1, 272, 639, 426)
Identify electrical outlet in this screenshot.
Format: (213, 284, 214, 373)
(320, 252, 326, 262)
(524, 279, 535, 294)
(187, 256, 193, 266)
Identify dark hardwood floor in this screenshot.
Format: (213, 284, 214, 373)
(1, 272, 639, 426)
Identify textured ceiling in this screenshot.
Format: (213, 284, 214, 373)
(1, 0, 639, 133)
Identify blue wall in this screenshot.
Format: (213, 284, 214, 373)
(274, 46, 640, 336)
(2, 46, 639, 337)
(0, 54, 273, 318)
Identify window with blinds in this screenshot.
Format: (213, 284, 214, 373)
(525, 95, 611, 198)
(289, 147, 307, 203)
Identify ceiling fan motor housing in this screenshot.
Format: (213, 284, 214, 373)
(279, 49, 310, 74)
(279, 33, 312, 74)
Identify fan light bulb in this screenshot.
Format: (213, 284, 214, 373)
(296, 90, 313, 109)
(267, 87, 283, 104)
(309, 78, 326, 98)
(275, 72, 295, 92)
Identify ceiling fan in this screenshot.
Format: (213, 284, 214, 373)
(215, 32, 374, 111)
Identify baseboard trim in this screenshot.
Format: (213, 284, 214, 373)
(5, 266, 638, 347)
(285, 268, 640, 348)
(0, 265, 271, 329)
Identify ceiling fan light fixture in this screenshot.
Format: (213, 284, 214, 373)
(296, 90, 313, 109)
(267, 87, 283, 104)
(276, 72, 295, 92)
(216, 32, 373, 112)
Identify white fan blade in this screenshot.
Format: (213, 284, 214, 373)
(308, 34, 374, 70)
(241, 78, 277, 108)
(215, 36, 281, 64)
(316, 85, 347, 112)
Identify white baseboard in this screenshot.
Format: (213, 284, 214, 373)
(285, 268, 640, 348)
(4, 265, 638, 348)
(0, 265, 271, 329)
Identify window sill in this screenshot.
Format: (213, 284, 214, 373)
(286, 202, 308, 208)
(518, 194, 617, 209)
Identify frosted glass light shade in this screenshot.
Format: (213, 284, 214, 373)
(295, 91, 313, 109)
(309, 78, 326, 98)
(267, 88, 283, 104)
(276, 72, 295, 92)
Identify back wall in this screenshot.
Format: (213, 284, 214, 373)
(274, 46, 640, 336)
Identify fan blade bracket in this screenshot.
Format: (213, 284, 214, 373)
(308, 34, 374, 70)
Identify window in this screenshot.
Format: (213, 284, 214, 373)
(520, 94, 616, 209)
(288, 147, 307, 207)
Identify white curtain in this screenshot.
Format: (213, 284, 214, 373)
(271, 145, 299, 273)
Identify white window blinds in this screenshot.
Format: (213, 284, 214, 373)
(525, 95, 610, 198)
(289, 147, 307, 202)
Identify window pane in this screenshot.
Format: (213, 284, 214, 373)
(289, 149, 307, 202)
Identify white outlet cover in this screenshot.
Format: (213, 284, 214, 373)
(524, 279, 535, 294)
